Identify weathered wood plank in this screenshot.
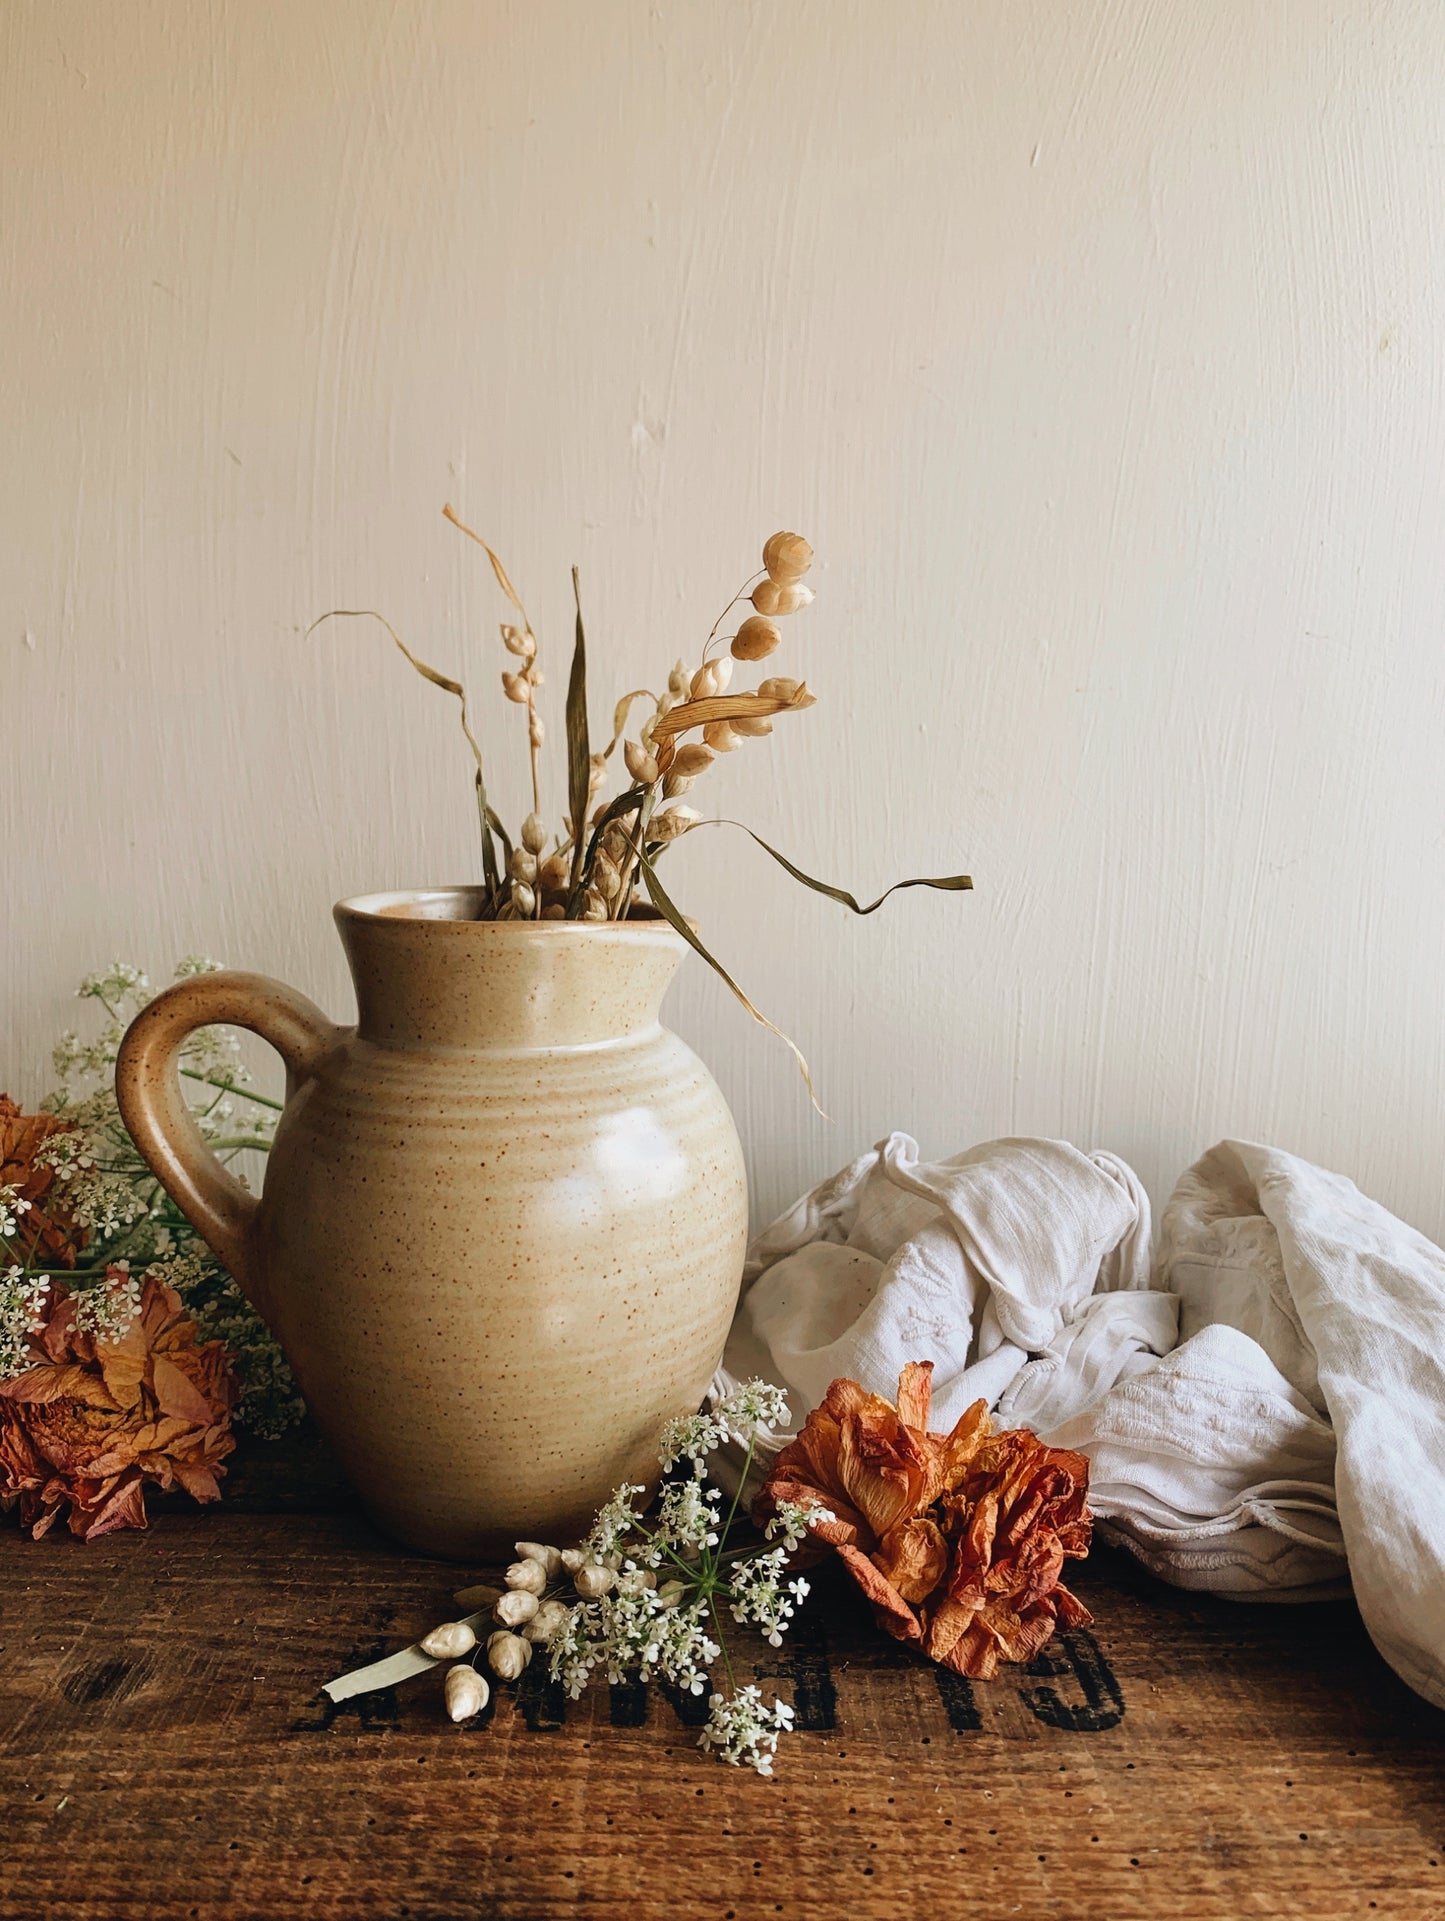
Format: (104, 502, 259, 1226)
(2, 1442, 1443, 1920)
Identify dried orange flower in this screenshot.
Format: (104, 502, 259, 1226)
(0, 1270, 237, 1540)
(0, 1095, 85, 1268)
(754, 1360, 1091, 1679)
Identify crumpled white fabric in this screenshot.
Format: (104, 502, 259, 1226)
(712, 1131, 1445, 1709)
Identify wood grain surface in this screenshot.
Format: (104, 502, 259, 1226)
(2, 1432, 1443, 1921)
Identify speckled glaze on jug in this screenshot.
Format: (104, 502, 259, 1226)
(114, 889, 748, 1559)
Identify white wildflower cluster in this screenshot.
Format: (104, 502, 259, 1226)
(0, 1267, 51, 1375)
(658, 1409, 728, 1477)
(697, 1686, 796, 1776)
(40, 1129, 150, 1240)
(764, 1496, 838, 1554)
(586, 1483, 647, 1559)
(728, 1547, 811, 1648)
(653, 1476, 723, 1555)
(551, 1588, 721, 1698)
(0, 1186, 33, 1241)
(71, 1265, 143, 1344)
(715, 1378, 790, 1438)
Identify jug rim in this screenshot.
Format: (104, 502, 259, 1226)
(335, 887, 687, 936)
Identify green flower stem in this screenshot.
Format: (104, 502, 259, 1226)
(179, 1070, 284, 1112)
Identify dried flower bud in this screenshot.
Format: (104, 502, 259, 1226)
(662, 771, 694, 799)
(703, 721, 741, 753)
(670, 742, 716, 779)
(728, 715, 773, 739)
(521, 813, 549, 855)
(494, 1587, 540, 1627)
(668, 658, 691, 698)
(502, 671, 530, 703)
(516, 1541, 563, 1580)
(582, 893, 609, 922)
(501, 623, 535, 659)
(421, 1620, 477, 1659)
(751, 578, 815, 617)
(651, 805, 700, 842)
(624, 740, 660, 786)
(505, 1558, 547, 1595)
(639, 713, 658, 749)
(731, 616, 782, 661)
(444, 1664, 489, 1721)
(510, 880, 536, 919)
(486, 1631, 533, 1680)
(572, 1561, 615, 1599)
(538, 852, 570, 892)
(757, 676, 802, 701)
(689, 658, 734, 700)
(509, 846, 538, 885)
(452, 1581, 503, 1611)
(763, 531, 813, 584)
(657, 1579, 688, 1609)
(523, 1599, 570, 1645)
(593, 850, 622, 901)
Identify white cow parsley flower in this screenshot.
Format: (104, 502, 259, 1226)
(697, 1686, 796, 1776)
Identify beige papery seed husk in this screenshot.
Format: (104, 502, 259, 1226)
(421, 1620, 477, 1659)
(523, 1599, 570, 1645)
(689, 658, 733, 700)
(581, 890, 609, 922)
(762, 530, 814, 584)
(542, 903, 567, 920)
(509, 847, 538, 884)
(505, 1559, 547, 1595)
(500, 624, 535, 660)
(751, 578, 815, 617)
(593, 850, 623, 900)
(728, 714, 774, 738)
(487, 1631, 533, 1680)
(670, 742, 717, 779)
(502, 670, 529, 704)
(661, 770, 694, 800)
(668, 658, 690, 698)
(559, 1547, 589, 1573)
(757, 675, 803, 701)
(731, 615, 782, 662)
(651, 806, 700, 841)
(510, 881, 537, 919)
(572, 1562, 616, 1599)
(444, 1665, 489, 1721)
(538, 851, 570, 892)
(494, 1587, 539, 1628)
(521, 812, 549, 855)
(703, 720, 741, 753)
(623, 739, 660, 786)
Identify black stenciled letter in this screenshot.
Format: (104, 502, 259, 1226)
(1019, 1628, 1125, 1732)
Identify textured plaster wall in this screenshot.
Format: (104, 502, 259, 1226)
(4, 0, 1445, 1234)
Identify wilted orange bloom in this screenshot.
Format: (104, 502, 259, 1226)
(0, 1271, 237, 1541)
(754, 1360, 1092, 1679)
(0, 1094, 86, 1267)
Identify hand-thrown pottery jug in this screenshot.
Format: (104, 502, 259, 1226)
(115, 890, 748, 1559)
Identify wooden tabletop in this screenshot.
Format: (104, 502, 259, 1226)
(2, 1430, 1443, 1920)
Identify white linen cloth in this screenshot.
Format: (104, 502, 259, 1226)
(712, 1132, 1445, 1709)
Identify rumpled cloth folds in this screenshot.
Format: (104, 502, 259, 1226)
(712, 1132, 1445, 1709)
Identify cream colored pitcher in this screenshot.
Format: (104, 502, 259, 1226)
(115, 890, 748, 1560)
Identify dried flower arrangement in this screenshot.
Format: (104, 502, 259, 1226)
(0, 961, 304, 1538)
(314, 515, 971, 1091)
(323, 1363, 1092, 1775)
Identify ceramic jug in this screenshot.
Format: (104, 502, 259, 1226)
(115, 890, 749, 1559)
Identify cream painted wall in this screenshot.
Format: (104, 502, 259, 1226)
(4, 0, 1445, 1235)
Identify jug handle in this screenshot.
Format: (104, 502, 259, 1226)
(114, 970, 340, 1316)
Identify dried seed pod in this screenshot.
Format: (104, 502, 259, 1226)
(505, 1559, 547, 1595)
(521, 812, 549, 855)
(523, 1599, 570, 1645)
(751, 578, 815, 617)
(703, 720, 741, 753)
(757, 675, 802, 701)
(510, 880, 536, 919)
(494, 1587, 540, 1627)
(573, 1561, 616, 1599)
(501, 624, 534, 659)
(624, 740, 660, 786)
(670, 741, 716, 779)
(538, 851, 570, 892)
(502, 671, 530, 704)
(661, 771, 694, 799)
(617, 1568, 659, 1594)
(581, 890, 609, 922)
(728, 714, 774, 739)
(657, 1579, 687, 1609)
(731, 616, 782, 661)
(509, 846, 538, 885)
(559, 1547, 589, 1573)
(542, 903, 566, 920)
(453, 1581, 503, 1611)
(593, 850, 622, 901)
(639, 713, 658, 749)
(421, 1620, 477, 1659)
(444, 1664, 490, 1721)
(689, 658, 734, 700)
(486, 1631, 533, 1680)
(763, 530, 813, 583)
(651, 805, 700, 842)
(668, 658, 691, 698)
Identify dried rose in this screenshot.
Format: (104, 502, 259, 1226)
(755, 1360, 1091, 1680)
(0, 1271, 237, 1541)
(0, 1096, 85, 1268)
